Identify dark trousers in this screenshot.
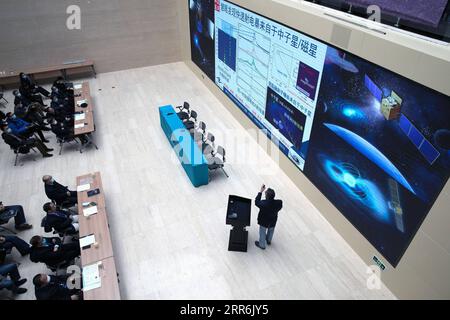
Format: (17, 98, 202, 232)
(66, 191, 78, 207)
(0, 263, 21, 292)
(61, 242, 81, 262)
(0, 236, 30, 256)
(4, 205, 27, 227)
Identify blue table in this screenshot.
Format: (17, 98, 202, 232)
(159, 105, 209, 187)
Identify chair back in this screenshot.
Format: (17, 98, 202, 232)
(217, 146, 226, 163)
(198, 121, 206, 133)
(203, 144, 214, 157)
(207, 132, 215, 144)
(190, 110, 197, 121)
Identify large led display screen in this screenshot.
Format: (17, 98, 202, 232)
(189, 0, 216, 81)
(188, 0, 450, 267)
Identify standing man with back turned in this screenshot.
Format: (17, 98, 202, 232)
(255, 185, 283, 250)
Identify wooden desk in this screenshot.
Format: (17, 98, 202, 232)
(0, 60, 96, 87)
(76, 172, 120, 300)
(74, 82, 95, 136)
(82, 257, 121, 300)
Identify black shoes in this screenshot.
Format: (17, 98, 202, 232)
(42, 139, 50, 143)
(15, 279, 27, 287)
(13, 287, 27, 295)
(46, 148, 54, 152)
(16, 223, 32, 231)
(255, 241, 265, 250)
(267, 241, 271, 246)
(43, 153, 53, 158)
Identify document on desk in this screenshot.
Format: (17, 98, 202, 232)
(83, 205, 98, 217)
(74, 83, 83, 90)
(79, 234, 96, 249)
(75, 123, 85, 129)
(82, 262, 102, 292)
(74, 113, 86, 121)
(77, 183, 90, 192)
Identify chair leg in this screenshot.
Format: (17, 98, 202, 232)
(59, 141, 64, 156)
(221, 167, 229, 178)
(14, 153, 19, 166)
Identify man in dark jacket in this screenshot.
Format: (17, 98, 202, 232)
(33, 273, 82, 300)
(42, 175, 78, 207)
(255, 185, 283, 250)
(1, 123, 54, 158)
(42, 202, 79, 234)
(29, 235, 80, 267)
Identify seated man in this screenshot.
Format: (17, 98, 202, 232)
(29, 235, 80, 267)
(0, 201, 32, 231)
(50, 118, 88, 145)
(42, 176, 78, 207)
(1, 122, 54, 158)
(19, 72, 51, 98)
(53, 77, 74, 97)
(14, 103, 50, 131)
(42, 202, 79, 234)
(0, 262, 27, 294)
(5, 112, 49, 143)
(0, 235, 30, 256)
(33, 273, 82, 300)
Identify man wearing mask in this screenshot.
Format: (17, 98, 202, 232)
(1, 122, 54, 158)
(5, 112, 49, 143)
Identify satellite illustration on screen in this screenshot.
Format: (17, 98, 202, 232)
(304, 46, 450, 267)
(191, 0, 450, 267)
(189, 0, 216, 80)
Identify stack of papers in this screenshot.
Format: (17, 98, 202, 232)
(80, 234, 96, 249)
(74, 113, 86, 121)
(82, 262, 102, 292)
(75, 123, 85, 129)
(77, 184, 90, 192)
(74, 84, 83, 90)
(83, 206, 98, 217)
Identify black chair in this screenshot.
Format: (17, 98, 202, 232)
(208, 146, 229, 178)
(176, 101, 190, 114)
(2, 133, 37, 166)
(202, 132, 215, 152)
(56, 135, 79, 155)
(0, 87, 7, 108)
(184, 110, 198, 131)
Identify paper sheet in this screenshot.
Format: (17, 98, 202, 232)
(74, 84, 83, 90)
(75, 123, 85, 129)
(83, 206, 98, 217)
(80, 234, 96, 249)
(77, 184, 90, 192)
(75, 113, 86, 121)
(82, 262, 102, 292)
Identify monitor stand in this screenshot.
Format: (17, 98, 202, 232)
(228, 226, 248, 252)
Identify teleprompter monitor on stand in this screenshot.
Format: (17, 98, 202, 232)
(226, 195, 251, 252)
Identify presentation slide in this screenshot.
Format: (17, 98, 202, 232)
(189, 0, 450, 267)
(214, 0, 327, 170)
